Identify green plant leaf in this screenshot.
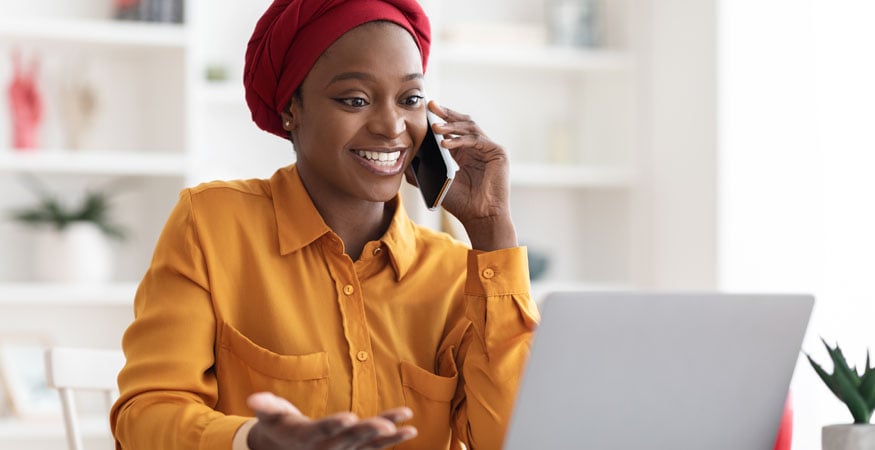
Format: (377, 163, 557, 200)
(845, 390, 872, 423)
(808, 353, 844, 399)
(825, 338, 862, 388)
(98, 222, 126, 241)
(809, 341, 874, 424)
(859, 366, 875, 411)
(7, 177, 127, 241)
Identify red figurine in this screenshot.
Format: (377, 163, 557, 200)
(8, 51, 44, 150)
(114, 0, 141, 20)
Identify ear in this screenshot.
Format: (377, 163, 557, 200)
(282, 96, 302, 132)
(280, 110, 297, 133)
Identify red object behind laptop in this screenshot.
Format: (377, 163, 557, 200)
(774, 394, 793, 450)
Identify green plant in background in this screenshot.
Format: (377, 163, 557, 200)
(8, 176, 126, 240)
(807, 338, 875, 424)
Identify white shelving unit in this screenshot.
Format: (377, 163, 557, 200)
(436, 43, 634, 72)
(0, 16, 187, 48)
(509, 164, 636, 189)
(0, 4, 187, 447)
(198, 81, 245, 106)
(0, 282, 137, 307)
(0, 1, 191, 277)
(425, 0, 642, 285)
(0, 150, 187, 176)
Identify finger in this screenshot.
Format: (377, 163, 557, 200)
(246, 392, 303, 423)
(427, 99, 448, 120)
(377, 407, 413, 425)
(441, 135, 496, 152)
(433, 120, 483, 138)
(321, 417, 397, 450)
(360, 426, 418, 450)
(312, 412, 358, 438)
(429, 101, 472, 124)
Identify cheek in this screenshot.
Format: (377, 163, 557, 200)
(302, 115, 351, 151)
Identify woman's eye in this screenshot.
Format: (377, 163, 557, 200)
(337, 97, 368, 108)
(403, 95, 424, 107)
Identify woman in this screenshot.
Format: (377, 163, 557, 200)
(110, 0, 539, 449)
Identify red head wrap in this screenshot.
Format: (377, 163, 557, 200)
(244, 0, 431, 140)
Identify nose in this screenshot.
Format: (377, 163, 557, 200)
(367, 102, 406, 138)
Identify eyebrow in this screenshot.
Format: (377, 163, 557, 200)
(326, 72, 423, 88)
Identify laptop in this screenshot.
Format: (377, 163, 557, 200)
(503, 291, 814, 450)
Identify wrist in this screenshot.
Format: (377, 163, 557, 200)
(245, 421, 267, 450)
(233, 419, 259, 450)
(463, 215, 518, 251)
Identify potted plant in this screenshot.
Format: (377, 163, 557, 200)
(807, 339, 875, 450)
(9, 178, 125, 283)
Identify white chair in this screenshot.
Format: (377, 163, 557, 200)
(44, 347, 125, 450)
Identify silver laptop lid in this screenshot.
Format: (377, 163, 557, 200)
(504, 292, 814, 450)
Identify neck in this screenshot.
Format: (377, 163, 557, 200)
(322, 200, 394, 261)
(298, 169, 395, 261)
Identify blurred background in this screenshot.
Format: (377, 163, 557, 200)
(0, 0, 873, 449)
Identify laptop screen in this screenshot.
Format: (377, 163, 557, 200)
(504, 291, 813, 450)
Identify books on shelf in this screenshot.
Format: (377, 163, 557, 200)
(115, 0, 184, 24)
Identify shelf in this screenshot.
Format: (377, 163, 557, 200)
(510, 164, 636, 188)
(435, 43, 633, 72)
(0, 17, 187, 49)
(198, 82, 246, 106)
(0, 282, 137, 307)
(0, 151, 187, 177)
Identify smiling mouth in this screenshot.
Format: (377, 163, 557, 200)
(354, 149, 402, 166)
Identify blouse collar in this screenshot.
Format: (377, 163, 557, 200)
(270, 164, 417, 280)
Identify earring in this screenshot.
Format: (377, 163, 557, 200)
(284, 120, 291, 128)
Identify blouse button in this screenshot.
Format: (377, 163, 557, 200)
(343, 284, 355, 295)
(482, 268, 495, 279)
(356, 351, 369, 362)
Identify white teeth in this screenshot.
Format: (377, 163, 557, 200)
(355, 150, 401, 166)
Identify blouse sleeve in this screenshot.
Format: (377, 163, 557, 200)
(110, 190, 250, 449)
(449, 247, 540, 449)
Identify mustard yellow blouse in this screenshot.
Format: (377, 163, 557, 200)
(110, 165, 539, 450)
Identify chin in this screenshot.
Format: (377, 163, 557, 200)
(364, 180, 403, 203)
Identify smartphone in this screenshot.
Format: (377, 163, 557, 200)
(411, 110, 459, 210)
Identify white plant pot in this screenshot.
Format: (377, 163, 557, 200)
(34, 222, 113, 283)
(823, 424, 875, 450)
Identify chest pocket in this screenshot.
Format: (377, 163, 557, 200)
(217, 322, 330, 417)
(398, 350, 459, 449)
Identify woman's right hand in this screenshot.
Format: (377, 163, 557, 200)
(246, 392, 418, 450)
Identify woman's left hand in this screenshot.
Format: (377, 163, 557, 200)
(423, 101, 518, 251)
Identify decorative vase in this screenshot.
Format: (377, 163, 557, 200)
(34, 222, 113, 283)
(545, 0, 599, 47)
(823, 424, 875, 450)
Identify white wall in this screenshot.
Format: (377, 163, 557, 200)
(719, 1, 875, 449)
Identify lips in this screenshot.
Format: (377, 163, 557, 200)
(350, 148, 407, 175)
(354, 149, 401, 166)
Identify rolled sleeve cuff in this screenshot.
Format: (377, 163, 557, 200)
(465, 247, 539, 330)
(200, 415, 251, 450)
(465, 247, 531, 297)
(231, 418, 257, 450)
